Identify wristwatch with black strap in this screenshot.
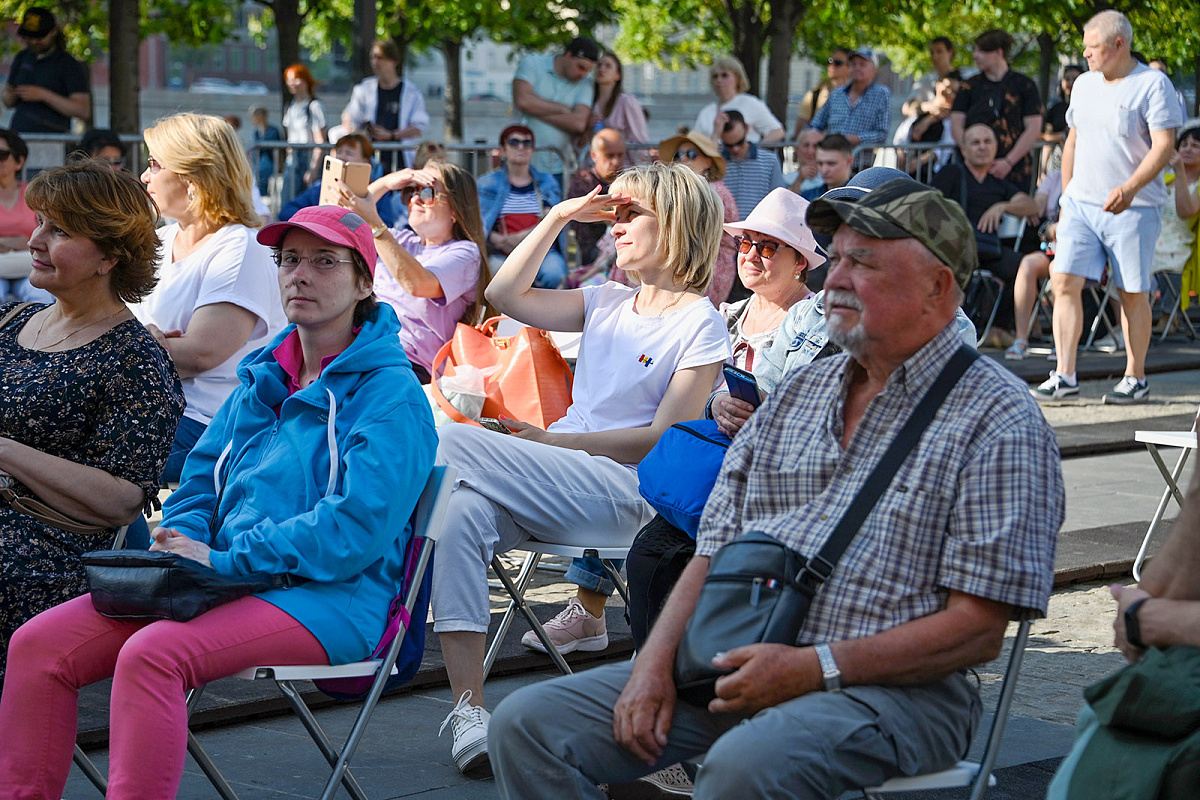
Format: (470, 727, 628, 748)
(1124, 597, 1151, 650)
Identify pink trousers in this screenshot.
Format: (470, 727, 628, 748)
(0, 594, 328, 799)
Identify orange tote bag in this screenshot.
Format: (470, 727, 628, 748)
(429, 317, 574, 429)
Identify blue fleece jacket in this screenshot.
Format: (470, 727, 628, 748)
(161, 304, 437, 664)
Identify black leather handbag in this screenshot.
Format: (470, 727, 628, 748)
(673, 347, 979, 706)
(84, 550, 290, 622)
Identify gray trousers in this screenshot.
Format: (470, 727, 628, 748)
(490, 661, 981, 800)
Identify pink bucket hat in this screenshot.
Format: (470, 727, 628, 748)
(723, 188, 826, 270)
(258, 206, 378, 276)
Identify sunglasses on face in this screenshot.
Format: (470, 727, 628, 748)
(0, 150, 12, 162)
(724, 137, 747, 149)
(673, 148, 701, 162)
(401, 185, 448, 206)
(505, 137, 534, 149)
(827, 57, 846, 66)
(734, 235, 791, 259)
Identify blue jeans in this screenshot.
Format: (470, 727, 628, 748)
(488, 249, 568, 290)
(565, 557, 625, 597)
(162, 416, 207, 485)
(125, 516, 151, 550)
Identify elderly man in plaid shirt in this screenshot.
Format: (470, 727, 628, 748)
(809, 48, 892, 171)
(487, 178, 1064, 800)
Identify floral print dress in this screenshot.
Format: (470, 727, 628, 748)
(0, 302, 184, 682)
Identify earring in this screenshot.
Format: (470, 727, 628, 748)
(187, 186, 195, 201)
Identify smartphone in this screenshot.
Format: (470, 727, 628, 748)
(318, 156, 371, 206)
(723, 364, 762, 409)
(478, 417, 512, 435)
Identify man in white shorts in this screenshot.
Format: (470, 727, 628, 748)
(1034, 10, 1181, 405)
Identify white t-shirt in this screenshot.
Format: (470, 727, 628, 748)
(283, 98, 327, 145)
(694, 94, 783, 143)
(130, 223, 286, 425)
(549, 282, 731, 438)
(1064, 63, 1183, 208)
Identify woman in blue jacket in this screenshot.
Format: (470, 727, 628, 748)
(477, 125, 569, 288)
(0, 206, 437, 798)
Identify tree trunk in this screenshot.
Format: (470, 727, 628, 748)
(352, 0, 377, 82)
(1194, 53, 1200, 116)
(1036, 31, 1055, 104)
(728, 0, 766, 95)
(764, 0, 804, 127)
(108, 0, 139, 133)
(441, 39, 463, 143)
(273, 0, 302, 114)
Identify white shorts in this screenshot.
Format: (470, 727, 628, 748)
(1051, 195, 1162, 294)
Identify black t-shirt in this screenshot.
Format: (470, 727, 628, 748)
(952, 69, 1043, 190)
(1045, 99, 1069, 134)
(930, 163, 1020, 226)
(375, 83, 402, 130)
(7, 48, 89, 133)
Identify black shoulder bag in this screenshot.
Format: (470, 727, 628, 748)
(674, 346, 979, 706)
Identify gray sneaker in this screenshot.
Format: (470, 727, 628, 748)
(1103, 376, 1149, 405)
(639, 763, 695, 796)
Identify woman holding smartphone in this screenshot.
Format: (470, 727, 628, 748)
(332, 161, 490, 383)
(430, 162, 731, 775)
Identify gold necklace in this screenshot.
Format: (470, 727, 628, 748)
(34, 306, 127, 351)
(640, 290, 686, 317)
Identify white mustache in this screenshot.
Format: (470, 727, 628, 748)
(825, 290, 862, 311)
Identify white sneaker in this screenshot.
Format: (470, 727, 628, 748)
(438, 690, 491, 776)
(520, 597, 609, 654)
(1032, 372, 1079, 402)
(1103, 375, 1150, 405)
(639, 763, 695, 796)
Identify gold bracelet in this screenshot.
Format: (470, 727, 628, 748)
(372, 224, 389, 239)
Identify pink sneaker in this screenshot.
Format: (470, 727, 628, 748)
(520, 597, 608, 654)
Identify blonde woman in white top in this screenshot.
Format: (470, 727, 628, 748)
(132, 113, 286, 481)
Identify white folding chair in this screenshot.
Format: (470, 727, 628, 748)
(73, 467, 456, 800)
(485, 538, 632, 679)
(859, 619, 1032, 800)
(1133, 423, 1199, 582)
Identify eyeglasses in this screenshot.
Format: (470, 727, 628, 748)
(724, 137, 747, 149)
(274, 252, 355, 271)
(145, 156, 164, 173)
(0, 150, 12, 162)
(734, 236, 793, 259)
(102, 157, 124, 168)
(505, 137, 534, 149)
(827, 57, 846, 66)
(673, 148, 701, 162)
(400, 186, 449, 206)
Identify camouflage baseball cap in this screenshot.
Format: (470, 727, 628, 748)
(806, 178, 976, 288)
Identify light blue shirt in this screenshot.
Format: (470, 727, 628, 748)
(514, 53, 593, 174)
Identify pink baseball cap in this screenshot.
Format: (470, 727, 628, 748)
(258, 206, 378, 276)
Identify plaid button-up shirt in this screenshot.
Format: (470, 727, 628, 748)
(696, 322, 1064, 646)
(810, 82, 892, 146)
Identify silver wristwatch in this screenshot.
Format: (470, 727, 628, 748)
(815, 643, 842, 692)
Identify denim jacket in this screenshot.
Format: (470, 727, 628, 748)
(754, 290, 979, 394)
(706, 290, 978, 417)
(477, 166, 567, 256)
